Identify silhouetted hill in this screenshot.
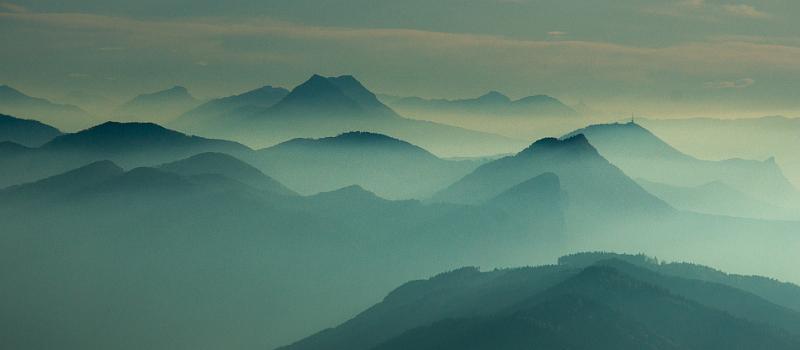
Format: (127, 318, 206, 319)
(115, 86, 201, 123)
(267, 75, 397, 118)
(0, 85, 93, 131)
(563, 122, 800, 211)
(43, 122, 248, 158)
(0, 160, 123, 205)
(172, 85, 289, 128)
(284, 259, 800, 350)
(158, 152, 296, 196)
(0, 113, 62, 147)
(172, 74, 524, 157)
(431, 134, 672, 221)
(248, 131, 482, 199)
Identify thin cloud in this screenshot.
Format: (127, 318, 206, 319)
(645, 1, 770, 21)
(705, 78, 755, 89)
(0, 2, 27, 13)
(722, 4, 770, 18)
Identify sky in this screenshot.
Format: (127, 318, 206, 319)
(2, 0, 800, 117)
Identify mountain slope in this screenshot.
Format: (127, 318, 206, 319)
(172, 85, 289, 128)
(0, 113, 62, 147)
(172, 74, 524, 157)
(247, 131, 482, 199)
(114, 86, 201, 123)
(637, 178, 798, 220)
(431, 134, 672, 220)
(0, 85, 93, 131)
(563, 122, 800, 210)
(158, 152, 296, 196)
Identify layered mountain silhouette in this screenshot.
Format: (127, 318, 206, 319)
(0, 113, 62, 147)
(0, 157, 565, 350)
(282, 256, 800, 350)
(0, 85, 93, 131)
(172, 85, 289, 128)
(114, 86, 201, 123)
(0, 121, 249, 188)
(173, 74, 523, 156)
(564, 122, 800, 211)
(431, 134, 672, 221)
(247, 131, 482, 199)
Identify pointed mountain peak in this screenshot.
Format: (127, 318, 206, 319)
(478, 90, 511, 103)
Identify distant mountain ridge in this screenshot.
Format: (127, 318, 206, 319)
(172, 85, 289, 128)
(385, 90, 579, 118)
(115, 86, 201, 123)
(0, 85, 93, 131)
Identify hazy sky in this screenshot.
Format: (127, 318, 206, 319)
(2, 0, 800, 117)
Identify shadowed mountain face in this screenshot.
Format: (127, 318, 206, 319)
(282, 257, 800, 350)
(114, 86, 201, 123)
(172, 74, 524, 157)
(0, 85, 93, 131)
(0, 113, 62, 147)
(563, 122, 800, 211)
(0, 121, 250, 188)
(431, 134, 672, 221)
(247, 131, 482, 199)
(172, 85, 289, 128)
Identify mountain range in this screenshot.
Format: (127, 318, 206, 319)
(172, 74, 524, 157)
(0, 121, 249, 188)
(0, 85, 93, 131)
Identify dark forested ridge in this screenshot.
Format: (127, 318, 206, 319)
(284, 256, 800, 350)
